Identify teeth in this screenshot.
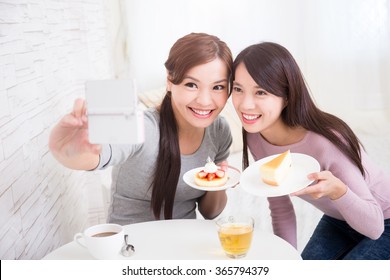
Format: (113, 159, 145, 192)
(192, 109, 212, 115)
(243, 113, 260, 120)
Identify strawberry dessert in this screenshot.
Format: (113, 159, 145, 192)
(194, 157, 228, 187)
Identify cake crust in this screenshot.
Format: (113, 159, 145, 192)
(194, 174, 228, 187)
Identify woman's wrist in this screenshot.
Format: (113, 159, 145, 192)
(330, 181, 347, 200)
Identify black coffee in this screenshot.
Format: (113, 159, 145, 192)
(92, 232, 117, 237)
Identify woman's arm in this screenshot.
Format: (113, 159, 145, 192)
(48, 98, 101, 170)
(197, 161, 229, 219)
(268, 195, 297, 248)
(291, 144, 385, 239)
(197, 190, 227, 219)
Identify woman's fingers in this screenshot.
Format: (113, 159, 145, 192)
(291, 171, 346, 200)
(291, 172, 323, 197)
(291, 186, 313, 197)
(61, 113, 82, 127)
(307, 171, 332, 181)
(291, 184, 325, 199)
(72, 98, 86, 119)
(218, 161, 229, 171)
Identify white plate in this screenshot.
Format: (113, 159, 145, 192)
(240, 153, 320, 197)
(183, 166, 241, 191)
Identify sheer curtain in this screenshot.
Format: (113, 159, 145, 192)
(118, 0, 389, 118)
(301, 0, 390, 115)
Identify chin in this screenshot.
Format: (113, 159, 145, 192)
(185, 116, 212, 128)
(196, 119, 215, 128)
(242, 124, 261, 134)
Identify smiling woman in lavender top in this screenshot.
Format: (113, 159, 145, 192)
(231, 42, 390, 260)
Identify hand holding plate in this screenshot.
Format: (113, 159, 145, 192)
(291, 170, 347, 200)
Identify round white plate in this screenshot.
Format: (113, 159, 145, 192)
(183, 166, 241, 191)
(241, 153, 320, 197)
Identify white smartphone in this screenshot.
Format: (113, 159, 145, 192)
(85, 80, 144, 144)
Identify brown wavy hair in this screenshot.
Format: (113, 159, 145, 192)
(151, 33, 233, 219)
(234, 42, 365, 176)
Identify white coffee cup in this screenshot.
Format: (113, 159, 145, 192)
(74, 223, 124, 259)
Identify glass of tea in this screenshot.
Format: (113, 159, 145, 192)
(74, 223, 124, 259)
(216, 215, 254, 258)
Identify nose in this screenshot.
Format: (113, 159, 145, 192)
(195, 88, 213, 106)
(239, 93, 256, 110)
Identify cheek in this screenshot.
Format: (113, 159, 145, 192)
(172, 90, 190, 105)
(231, 95, 240, 110)
(214, 93, 228, 106)
(170, 93, 187, 112)
(266, 102, 284, 119)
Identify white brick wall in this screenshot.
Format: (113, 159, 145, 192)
(0, 0, 116, 259)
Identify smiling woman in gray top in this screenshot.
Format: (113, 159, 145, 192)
(98, 108, 231, 224)
(49, 33, 233, 224)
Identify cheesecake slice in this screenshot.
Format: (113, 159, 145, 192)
(260, 150, 292, 186)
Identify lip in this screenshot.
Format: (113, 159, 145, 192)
(189, 107, 214, 119)
(241, 112, 261, 124)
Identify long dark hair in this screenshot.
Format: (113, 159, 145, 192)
(234, 42, 365, 176)
(151, 33, 233, 219)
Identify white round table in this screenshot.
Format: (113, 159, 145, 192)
(43, 219, 302, 260)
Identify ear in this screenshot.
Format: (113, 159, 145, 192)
(166, 80, 172, 92)
(283, 98, 288, 108)
(166, 73, 172, 92)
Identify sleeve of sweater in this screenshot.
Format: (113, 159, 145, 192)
(94, 109, 156, 169)
(316, 140, 385, 239)
(327, 150, 384, 239)
(213, 116, 233, 163)
(267, 195, 297, 248)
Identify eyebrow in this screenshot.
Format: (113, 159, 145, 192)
(233, 81, 262, 89)
(184, 75, 228, 84)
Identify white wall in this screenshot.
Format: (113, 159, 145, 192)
(0, 0, 116, 259)
(123, 0, 390, 119)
